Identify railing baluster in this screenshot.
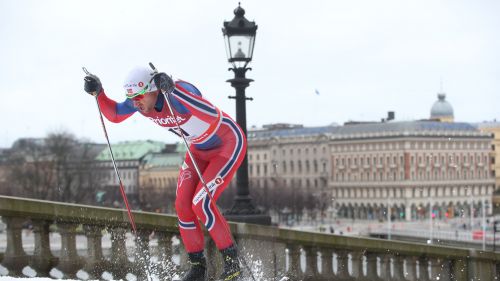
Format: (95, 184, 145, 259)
(54, 222, 83, 279)
(379, 254, 392, 281)
(404, 256, 418, 281)
(350, 250, 364, 279)
(287, 244, 302, 280)
(156, 231, 177, 280)
(303, 246, 319, 281)
(418, 256, 430, 281)
(334, 249, 351, 280)
(30, 219, 56, 277)
(0, 217, 29, 277)
(82, 224, 107, 280)
(133, 229, 152, 280)
(392, 253, 405, 281)
(365, 252, 382, 281)
(320, 248, 334, 281)
(109, 227, 131, 280)
(431, 257, 451, 281)
(450, 258, 467, 281)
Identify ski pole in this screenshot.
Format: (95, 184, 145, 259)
(83, 67, 162, 281)
(149, 62, 257, 281)
(82, 67, 138, 235)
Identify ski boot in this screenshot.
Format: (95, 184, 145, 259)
(181, 252, 206, 281)
(218, 245, 241, 281)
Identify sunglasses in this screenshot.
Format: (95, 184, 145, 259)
(126, 84, 150, 100)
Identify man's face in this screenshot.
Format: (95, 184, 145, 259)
(132, 91, 158, 113)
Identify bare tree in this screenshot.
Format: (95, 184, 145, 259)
(4, 131, 105, 204)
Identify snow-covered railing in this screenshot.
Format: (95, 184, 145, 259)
(0, 195, 499, 280)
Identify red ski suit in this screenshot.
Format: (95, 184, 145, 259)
(97, 80, 246, 253)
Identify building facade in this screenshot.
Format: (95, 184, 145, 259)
(139, 151, 184, 213)
(247, 121, 495, 221)
(330, 121, 494, 221)
(247, 124, 331, 191)
(94, 140, 166, 203)
(475, 121, 500, 190)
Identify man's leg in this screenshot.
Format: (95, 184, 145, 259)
(190, 155, 242, 250)
(175, 154, 208, 253)
(176, 154, 210, 281)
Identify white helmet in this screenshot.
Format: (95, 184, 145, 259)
(123, 66, 157, 98)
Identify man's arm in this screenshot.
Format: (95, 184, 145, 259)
(97, 90, 136, 123)
(170, 81, 220, 119)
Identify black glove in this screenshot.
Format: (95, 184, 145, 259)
(84, 74, 102, 96)
(152, 72, 175, 94)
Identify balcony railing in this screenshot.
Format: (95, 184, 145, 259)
(1, 195, 499, 280)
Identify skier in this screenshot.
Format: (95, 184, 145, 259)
(84, 66, 245, 281)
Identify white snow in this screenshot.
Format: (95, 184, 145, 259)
(0, 276, 145, 281)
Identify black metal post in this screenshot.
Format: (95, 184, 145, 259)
(494, 221, 498, 252)
(224, 67, 271, 225)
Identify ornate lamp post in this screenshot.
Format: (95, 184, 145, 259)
(222, 3, 270, 225)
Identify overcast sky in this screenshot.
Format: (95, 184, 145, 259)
(1, 0, 499, 148)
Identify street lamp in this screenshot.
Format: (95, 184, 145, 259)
(222, 3, 270, 225)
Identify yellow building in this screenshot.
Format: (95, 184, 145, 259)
(139, 152, 184, 213)
(476, 122, 500, 189)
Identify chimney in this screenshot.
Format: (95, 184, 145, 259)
(387, 111, 395, 121)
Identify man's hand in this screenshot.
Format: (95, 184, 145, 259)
(84, 74, 102, 96)
(152, 72, 175, 94)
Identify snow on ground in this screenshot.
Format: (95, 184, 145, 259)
(0, 276, 69, 281)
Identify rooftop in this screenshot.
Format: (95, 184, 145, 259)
(95, 140, 166, 161)
(142, 152, 184, 168)
(248, 121, 484, 140)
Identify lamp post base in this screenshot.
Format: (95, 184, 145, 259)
(224, 196, 271, 225)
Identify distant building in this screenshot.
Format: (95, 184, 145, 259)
(247, 123, 332, 190)
(139, 146, 185, 212)
(474, 121, 500, 190)
(94, 140, 166, 203)
(247, 119, 495, 221)
(330, 121, 493, 221)
(474, 121, 500, 215)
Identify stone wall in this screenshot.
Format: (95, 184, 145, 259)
(0, 195, 499, 280)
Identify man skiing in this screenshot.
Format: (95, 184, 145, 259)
(83, 65, 245, 281)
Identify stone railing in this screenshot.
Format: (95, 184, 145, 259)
(0, 195, 499, 280)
